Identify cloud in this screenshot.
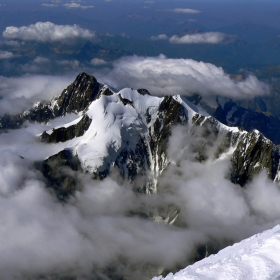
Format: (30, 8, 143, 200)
(0, 51, 14, 59)
(169, 32, 234, 44)
(2, 40, 23, 47)
(150, 32, 235, 44)
(151, 34, 168, 41)
(90, 58, 108, 66)
(0, 120, 206, 279)
(98, 55, 269, 99)
(33, 56, 50, 64)
(3, 22, 95, 43)
(245, 174, 280, 221)
(63, 3, 94, 9)
(0, 75, 74, 116)
(172, 8, 201, 14)
(157, 125, 280, 243)
(42, 3, 58, 7)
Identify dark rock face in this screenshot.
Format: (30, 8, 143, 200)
(137, 88, 151, 96)
(147, 96, 188, 190)
(39, 149, 82, 200)
(0, 115, 25, 130)
(231, 130, 280, 186)
(41, 114, 92, 143)
(54, 72, 100, 115)
(115, 134, 150, 183)
(118, 94, 134, 107)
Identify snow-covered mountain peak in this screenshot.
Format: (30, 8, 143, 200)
(1, 72, 280, 198)
(30, 73, 279, 200)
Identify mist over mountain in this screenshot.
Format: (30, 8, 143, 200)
(0, 72, 279, 279)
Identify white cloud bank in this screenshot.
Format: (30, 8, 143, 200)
(3, 22, 95, 43)
(151, 32, 234, 44)
(99, 55, 269, 99)
(0, 116, 279, 279)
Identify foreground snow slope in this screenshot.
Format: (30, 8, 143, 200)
(153, 225, 280, 280)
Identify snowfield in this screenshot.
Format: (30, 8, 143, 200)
(152, 225, 280, 280)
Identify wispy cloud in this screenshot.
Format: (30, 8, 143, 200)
(42, 3, 58, 7)
(0, 51, 14, 59)
(151, 34, 168, 41)
(90, 58, 108, 66)
(63, 3, 94, 9)
(172, 8, 201, 14)
(169, 32, 234, 44)
(2, 40, 23, 47)
(33, 56, 50, 64)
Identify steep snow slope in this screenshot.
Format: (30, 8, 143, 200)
(152, 225, 280, 280)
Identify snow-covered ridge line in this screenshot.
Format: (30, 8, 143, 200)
(152, 224, 280, 280)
